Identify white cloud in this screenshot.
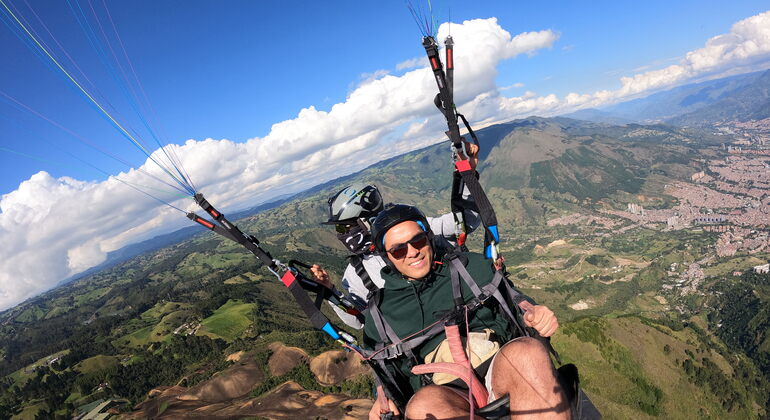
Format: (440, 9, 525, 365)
(2, 18, 559, 310)
(500, 82, 524, 91)
(463, 10, 770, 126)
(396, 56, 425, 71)
(3, 11, 770, 311)
(613, 11, 770, 99)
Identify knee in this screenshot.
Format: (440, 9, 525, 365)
(497, 337, 553, 371)
(405, 385, 457, 418)
(503, 336, 548, 356)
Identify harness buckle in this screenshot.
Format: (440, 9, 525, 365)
(385, 343, 405, 359)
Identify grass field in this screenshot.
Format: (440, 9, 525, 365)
(555, 316, 755, 419)
(197, 299, 255, 342)
(176, 252, 253, 278)
(10, 400, 46, 420)
(73, 286, 112, 306)
(224, 272, 263, 285)
(140, 301, 190, 320)
(74, 355, 120, 374)
(8, 350, 70, 386)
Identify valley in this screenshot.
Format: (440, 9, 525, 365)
(1, 108, 769, 418)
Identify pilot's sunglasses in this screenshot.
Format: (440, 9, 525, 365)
(386, 232, 429, 259)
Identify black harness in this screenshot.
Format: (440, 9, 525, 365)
(349, 254, 379, 297)
(360, 251, 551, 413)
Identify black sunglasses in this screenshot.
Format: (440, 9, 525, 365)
(386, 232, 429, 259)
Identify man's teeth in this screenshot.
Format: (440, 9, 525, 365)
(409, 258, 423, 266)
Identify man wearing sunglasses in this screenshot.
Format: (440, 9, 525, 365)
(311, 140, 481, 329)
(364, 204, 567, 420)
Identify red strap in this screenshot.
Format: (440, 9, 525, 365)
(377, 385, 390, 413)
(411, 363, 489, 408)
(455, 160, 472, 172)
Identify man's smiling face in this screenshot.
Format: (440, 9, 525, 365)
(383, 220, 433, 281)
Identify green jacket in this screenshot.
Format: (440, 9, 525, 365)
(363, 251, 531, 395)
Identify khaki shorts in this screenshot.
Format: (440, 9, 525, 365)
(422, 328, 500, 385)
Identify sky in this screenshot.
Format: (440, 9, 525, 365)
(1, 0, 769, 311)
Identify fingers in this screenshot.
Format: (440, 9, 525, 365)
(524, 306, 559, 337)
(389, 399, 400, 416)
(368, 402, 380, 420)
(524, 310, 535, 326)
(466, 141, 479, 157)
(540, 318, 559, 337)
(309, 264, 331, 287)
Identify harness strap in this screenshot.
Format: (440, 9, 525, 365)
(450, 263, 464, 308)
(455, 162, 500, 260)
(448, 257, 530, 340)
(349, 254, 378, 295)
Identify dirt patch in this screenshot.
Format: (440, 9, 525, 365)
(238, 381, 372, 419)
(310, 350, 370, 386)
(546, 239, 567, 248)
(598, 273, 635, 285)
(226, 351, 245, 362)
(268, 342, 309, 376)
(178, 359, 263, 403)
(125, 381, 372, 419)
(614, 257, 650, 268)
(569, 299, 594, 311)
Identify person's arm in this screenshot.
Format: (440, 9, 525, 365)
(428, 140, 482, 240)
(504, 278, 558, 337)
(311, 264, 366, 330)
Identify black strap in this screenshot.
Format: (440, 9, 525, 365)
(349, 254, 378, 295)
(421, 36, 501, 260)
(423, 36, 463, 149)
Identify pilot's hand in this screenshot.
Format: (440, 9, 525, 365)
(457, 138, 480, 170)
(369, 385, 400, 420)
(524, 305, 559, 337)
(310, 264, 333, 289)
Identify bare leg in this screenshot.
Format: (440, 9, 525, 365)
(405, 384, 485, 420)
(490, 337, 571, 419)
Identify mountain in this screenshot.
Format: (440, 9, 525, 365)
(669, 69, 770, 126)
(561, 70, 769, 125)
(560, 108, 638, 125)
(603, 70, 766, 122)
(54, 194, 299, 289)
(2, 117, 768, 419)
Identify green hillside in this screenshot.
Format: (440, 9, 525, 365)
(0, 117, 768, 418)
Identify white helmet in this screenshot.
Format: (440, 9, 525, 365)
(323, 183, 383, 225)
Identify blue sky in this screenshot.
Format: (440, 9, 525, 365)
(1, 0, 769, 310)
(2, 0, 768, 196)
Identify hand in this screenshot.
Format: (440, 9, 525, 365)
(523, 305, 559, 337)
(493, 256, 505, 271)
(457, 138, 480, 170)
(310, 264, 332, 289)
(369, 386, 400, 420)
